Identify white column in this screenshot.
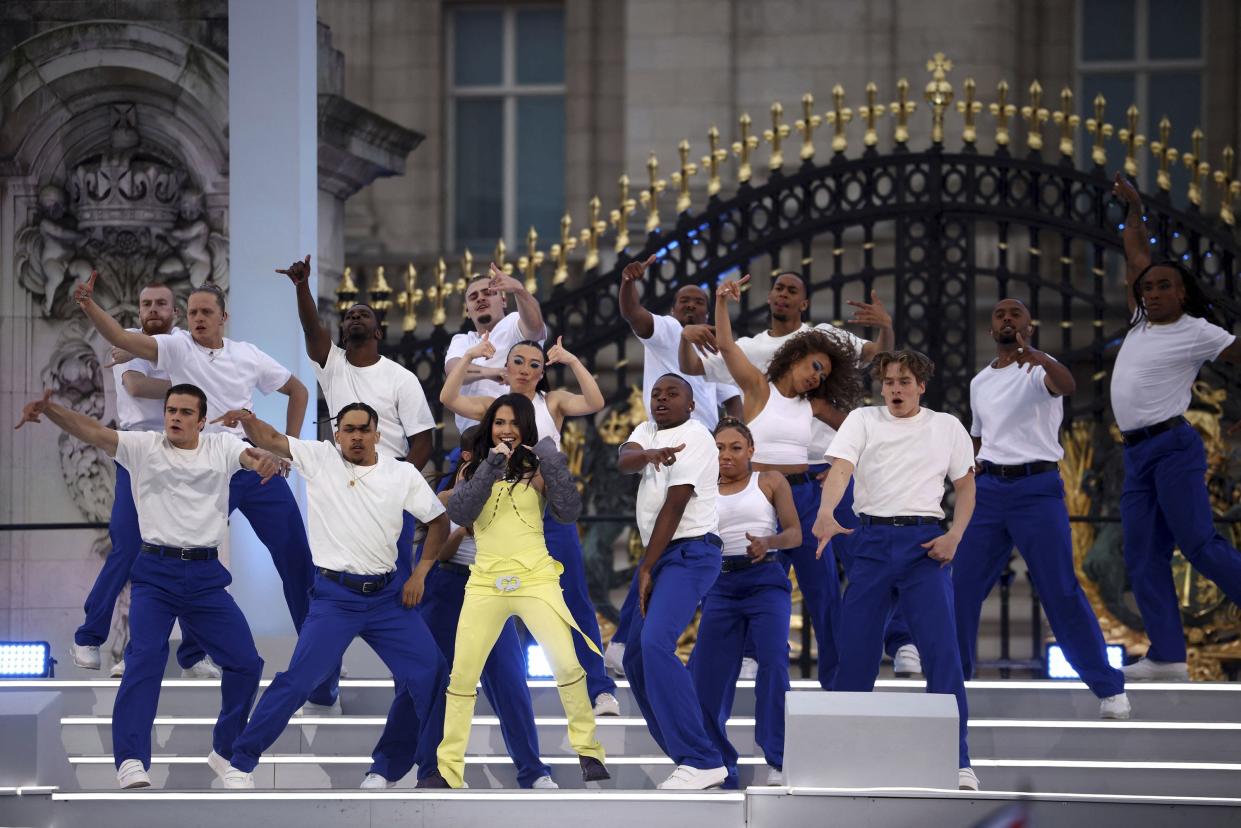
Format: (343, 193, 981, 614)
(227, 0, 318, 635)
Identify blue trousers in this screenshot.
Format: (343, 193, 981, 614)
(544, 515, 616, 700)
(834, 523, 971, 769)
(782, 476, 841, 689)
(690, 558, 791, 783)
(113, 553, 262, 769)
(369, 564, 550, 786)
(622, 536, 724, 769)
(76, 463, 205, 667)
(230, 574, 448, 776)
(955, 470, 1124, 697)
(1121, 423, 1241, 663)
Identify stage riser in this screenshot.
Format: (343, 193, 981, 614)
(58, 719, 1241, 763)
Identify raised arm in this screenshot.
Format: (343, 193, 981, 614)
(714, 277, 768, 405)
(847, 291, 895, 362)
(531, 437, 582, 523)
(440, 334, 497, 422)
(276, 375, 308, 436)
(488, 262, 546, 340)
(122, 371, 171, 400)
(276, 255, 332, 367)
(445, 450, 508, 525)
(16, 391, 119, 456)
(619, 255, 657, 339)
(1113, 172, 1150, 313)
(74, 272, 158, 362)
(617, 440, 684, 475)
(214, 409, 291, 459)
(1013, 332, 1077, 396)
(810, 398, 848, 430)
(546, 337, 605, 418)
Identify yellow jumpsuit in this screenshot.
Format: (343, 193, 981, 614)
(437, 478, 606, 788)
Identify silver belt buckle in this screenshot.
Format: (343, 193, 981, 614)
(180, 548, 194, 560)
(494, 575, 521, 592)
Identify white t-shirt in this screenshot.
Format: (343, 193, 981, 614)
(702, 322, 866, 462)
(827, 406, 974, 519)
(639, 314, 738, 431)
(313, 343, 435, 459)
(288, 438, 445, 575)
(114, 430, 245, 548)
(113, 328, 169, 431)
(970, 362, 1064, 464)
(444, 311, 545, 432)
(624, 418, 719, 546)
(154, 333, 291, 435)
(1110, 315, 1235, 432)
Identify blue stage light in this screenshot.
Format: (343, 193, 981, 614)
(526, 644, 554, 678)
(0, 641, 54, 678)
(1045, 643, 1123, 680)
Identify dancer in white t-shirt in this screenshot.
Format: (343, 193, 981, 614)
(813, 350, 979, 791)
(1108, 173, 1241, 681)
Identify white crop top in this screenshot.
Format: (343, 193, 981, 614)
(447, 520, 477, 566)
(748, 383, 813, 466)
(532, 392, 561, 448)
(718, 473, 779, 557)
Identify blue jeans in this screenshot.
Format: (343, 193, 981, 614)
(544, 515, 616, 699)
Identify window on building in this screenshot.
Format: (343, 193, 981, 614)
(448, 6, 566, 253)
(1077, 0, 1204, 204)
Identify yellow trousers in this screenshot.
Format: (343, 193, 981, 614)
(437, 592, 606, 788)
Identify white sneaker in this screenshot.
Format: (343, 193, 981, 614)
(958, 767, 980, 791)
(109, 659, 125, 678)
(71, 643, 101, 670)
(657, 764, 728, 790)
(765, 766, 784, 786)
(593, 692, 620, 717)
(116, 758, 151, 789)
(221, 765, 255, 789)
(1100, 692, 1132, 720)
(603, 642, 626, 678)
(297, 699, 343, 717)
(360, 773, 395, 790)
(181, 655, 222, 679)
(1122, 657, 1188, 681)
(532, 775, 559, 789)
(206, 750, 230, 780)
(738, 657, 759, 680)
(893, 644, 922, 677)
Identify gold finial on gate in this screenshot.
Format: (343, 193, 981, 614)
(1052, 87, 1080, 159)
(702, 126, 728, 196)
(795, 93, 821, 160)
(1020, 80, 1050, 152)
(990, 80, 1016, 147)
(859, 82, 885, 148)
(763, 102, 791, 171)
(825, 86, 852, 155)
(397, 264, 423, 333)
(639, 152, 666, 232)
(670, 140, 698, 213)
(494, 238, 513, 276)
(957, 78, 981, 145)
(1214, 147, 1238, 226)
(336, 266, 358, 313)
(551, 213, 576, 286)
(1150, 117, 1179, 193)
(1183, 128, 1209, 207)
(890, 78, 917, 145)
(579, 196, 606, 271)
(732, 113, 759, 183)
(369, 265, 393, 314)
(428, 258, 453, 327)
(517, 226, 543, 294)
(459, 249, 473, 318)
(1118, 105, 1145, 177)
(923, 52, 954, 146)
(610, 174, 637, 251)
(1085, 94, 1113, 168)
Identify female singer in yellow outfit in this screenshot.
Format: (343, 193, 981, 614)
(436, 393, 610, 788)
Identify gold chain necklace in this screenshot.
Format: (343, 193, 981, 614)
(346, 459, 380, 487)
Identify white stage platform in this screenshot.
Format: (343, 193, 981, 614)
(1, 678, 1239, 827)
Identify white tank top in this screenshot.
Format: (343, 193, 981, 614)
(532, 392, 561, 448)
(749, 382, 812, 466)
(447, 520, 477, 566)
(718, 473, 779, 557)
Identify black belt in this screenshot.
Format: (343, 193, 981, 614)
(671, 533, 723, 549)
(858, 514, 943, 527)
(784, 472, 814, 486)
(1122, 416, 1188, 447)
(317, 568, 396, 595)
(979, 460, 1059, 478)
(721, 554, 777, 573)
(437, 560, 472, 576)
(141, 543, 218, 560)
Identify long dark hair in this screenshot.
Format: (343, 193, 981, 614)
(462, 393, 541, 485)
(766, 329, 864, 411)
(1129, 260, 1222, 328)
(507, 340, 551, 394)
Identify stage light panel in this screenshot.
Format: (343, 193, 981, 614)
(1046, 643, 1124, 680)
(526, 644, 554, 678)
(0, 641, 53, 678)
